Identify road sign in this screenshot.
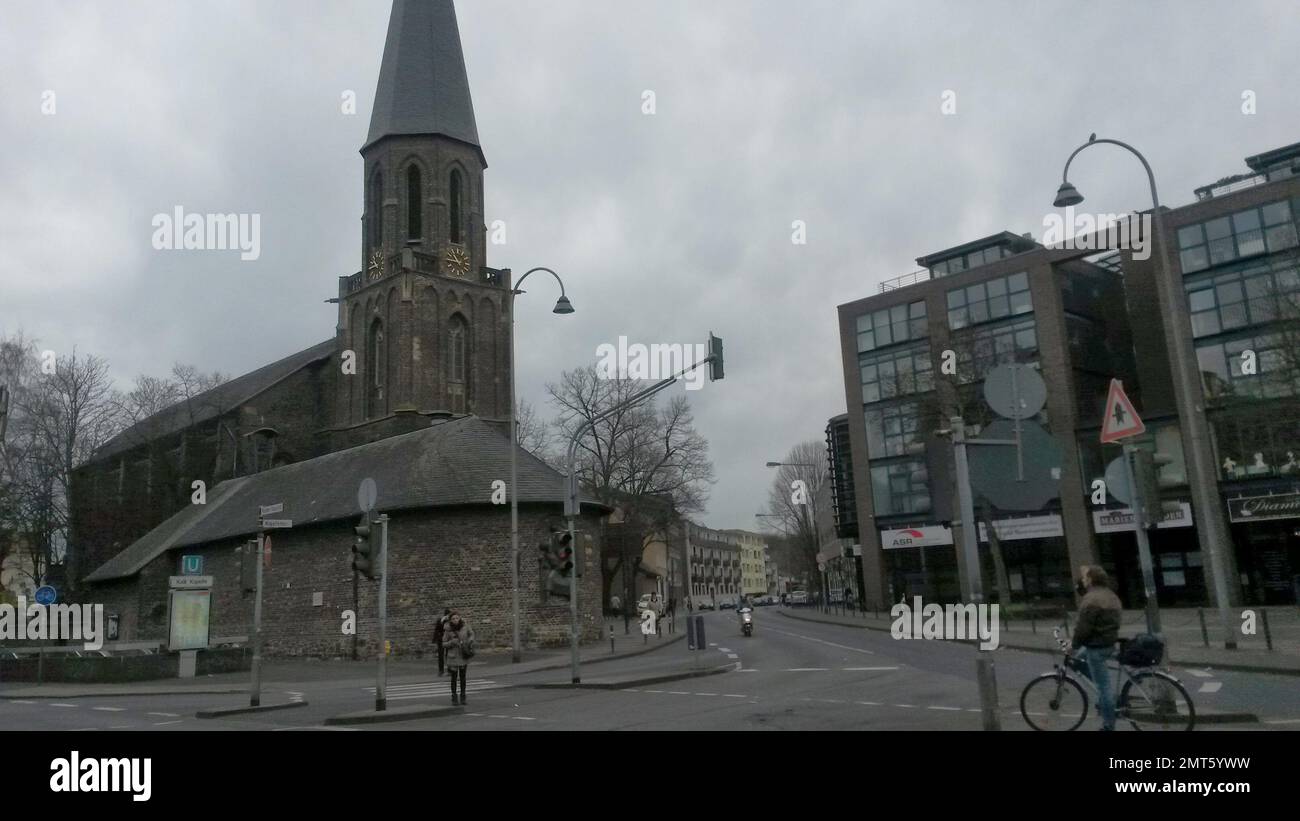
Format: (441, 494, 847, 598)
(260, 518, 293, 529)
(1100, 378, 1145, 443)
(968, 419, 1063, 510)
(260, 503, 283, 516)
(818, 562, 826, 572)
(984, 364, 1047, 420)
(170, 575, 213, 589)
(181, 555, 204, 575)
(357, 477, 377, 513)
(34, 585, 56, 605)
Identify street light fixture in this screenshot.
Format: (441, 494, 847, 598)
(1053, 135, 1236, 649)
(508, 266, 574, 664)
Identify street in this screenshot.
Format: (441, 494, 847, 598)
(3, 608, 1296, 732)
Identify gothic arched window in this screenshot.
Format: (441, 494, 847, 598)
(367, 318, 386, 417)
(406, 165, 422, 241)
(449, 314, 467, 383)
(369, 169, 384, 250)
(449, 169, 463, 245)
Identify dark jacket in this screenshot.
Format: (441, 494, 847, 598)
(1072, 586, 1122, 649)
(433, 615, 448, 643)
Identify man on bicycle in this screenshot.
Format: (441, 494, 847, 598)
(1070, 565, 1122, 731)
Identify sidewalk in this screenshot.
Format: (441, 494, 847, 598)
(778, 606, 1300, 675)
(0, 619, 685, 698)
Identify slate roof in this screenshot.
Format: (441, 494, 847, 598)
(84, 416, 605, 583)
(364, 0, 483, 163)
(94, 340, 335, 462)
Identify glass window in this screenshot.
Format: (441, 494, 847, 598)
(857, 301, 928, 353)
(1262, 201, 1291, 226)
(859, 341, 934, 404)
(870, 459, 931, 516)
(1180, 246, 1209, 273)
(1177, 201, 1298, 273)
(1205, 217, 1232, 240)
(947, 273, 1031, 329)
(1178, 224, 1204, 248)
(1188, 289, 1215, 312)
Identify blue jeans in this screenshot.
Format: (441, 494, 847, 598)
(1078, 646, 1116, 730)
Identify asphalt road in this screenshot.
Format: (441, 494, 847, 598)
(3, 608, 1297, 731)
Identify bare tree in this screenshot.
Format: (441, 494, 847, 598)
(515, 398, 556, 466)
(760, 440, 827, 594)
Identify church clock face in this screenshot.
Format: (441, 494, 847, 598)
(368, 250, 385, 281)
(443, 246, 471, 278)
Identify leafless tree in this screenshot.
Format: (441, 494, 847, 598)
(515, 398, 556, 466)
(760, 440, 827, 592)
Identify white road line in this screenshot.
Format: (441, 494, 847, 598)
(147, 712, 180, 717)
(644, 689, 664, 693)
(1184, 669, 1213, 678)
(66, 728, 98, 732)
(668, 691, 690, 695)
(843, 666, 900, 672)
(49, 703, 78, 708)
(735, 668, 759, 672)
(1264, 718, 1300, 725)
(726, 653, 738, 659)
(624, 688, 641, 692)
(927, 706, 962, 711)
(856, 701, 881, 706)
(966, 709, 980, 712)
(8, 700, 36, 705)
(763, 626, 875, 655)
(718, 648, 732, 653)
(723, 694, 747, 698)
(894, 704, 918, 709)
(1198, 682, 1223, 694)
(510, 716, 536, 721)
(152, 721, 183, 726)
(709, 643, 717, 647)
(92, 707, 126, 712)
(695, 693, 718, 697)
(785, 668, 829, 672)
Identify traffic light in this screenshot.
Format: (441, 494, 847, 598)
(353, 513, 381, 580)
(1130, 448, 1177, 526)
(707, 333, 724, 381)
(541, 529, 574, 600)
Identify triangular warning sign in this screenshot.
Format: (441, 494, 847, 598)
(1100, 378, 1145, 443)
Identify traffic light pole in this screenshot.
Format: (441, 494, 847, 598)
(250, 532, 264, 708)
(1123, 444, 1162, 636)
(376, 514, 389, 711)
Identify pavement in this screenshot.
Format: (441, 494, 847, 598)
(778, 604, 1300, 675)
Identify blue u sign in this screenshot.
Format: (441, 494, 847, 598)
(34, 585, 57, 605)
(182, 555, 203, 576)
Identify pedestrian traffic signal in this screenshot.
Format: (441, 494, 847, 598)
(353, 513, 381, 580)
(707, 333, 724, 381)
(1130, 448, 1176, 526)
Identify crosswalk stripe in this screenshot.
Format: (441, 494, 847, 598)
(1198, 681, 1222, 694)
(1184, 669, 1212, 678)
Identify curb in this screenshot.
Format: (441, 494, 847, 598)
(777, 609, 1300, 677)
(324, 704, 464, 726)
(485, 631, 687, 678)
(0, 687, 248, 700)
(195, 700, 310, 719)
(530, 663, 734, 690)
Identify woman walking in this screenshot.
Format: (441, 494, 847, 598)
(442, 611, 475, 706)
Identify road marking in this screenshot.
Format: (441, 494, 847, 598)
(1264, 718, 1300, 725)
(8, 700, 36, 705)
(49, 703, 78, 708)
(272, 726, 357, 731)
(723, 694, 747, 698)
(644, 689, 664, 693)
(92, 707, 126, 712)
(624, 688, 641, 692)
(966, 709, 981, 713)
(695, 692, 718, 697)
(856, 701, 881, 706)
(147, 712, 180, 717)
(364, 680, 506, 700)
(1198, 682, 1222, 694)
(843, 666, 900, 671)
(718, 648, 731, 653)
(709, 643, 717, 647)
(894, 704, 918, 709)
(764, 626, 875, 655)
(152, 720, 183, 726)
(927, 706, 962, 711)
(668, 691, 690, 695)
(109, 725, 131, 729)
(785, 668, 829, 672)
(510, 716, 536, 721)
(1184, 669, 1212, 678)
(726, 653, 738, 659)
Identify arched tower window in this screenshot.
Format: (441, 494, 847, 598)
(449, 169, 463, 245)
(406, 165, 422, 241)
(369, 169, 384, 250)
(367, 317, 386, 417)
(449, 314, 467, 383)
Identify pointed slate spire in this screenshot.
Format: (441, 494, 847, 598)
(364, 0, 484, 164)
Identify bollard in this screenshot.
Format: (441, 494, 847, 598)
(1198, 608, 1209, 647)
(1261, 608, 1273, 651)
(609, 624, 615, 654)
(976, 653, 1001, 731)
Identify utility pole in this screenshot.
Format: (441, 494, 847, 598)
(376, 514, 389, 711)
(250, 532, 264, 708)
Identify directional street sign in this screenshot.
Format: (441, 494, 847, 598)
(260, 503, 283, 517)
(170, 575, 213, 589)
(260, 518, 293, 529)
(1100, 378, 1145, 443)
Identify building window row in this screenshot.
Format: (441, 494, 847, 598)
(952, 316, 1039, 384)
(1177, 198, 1298, 274)
(856, 300, 927, 353)
(1212, 415, 1300, 480)
(1196, 330, 1300, 401)
(947, 272, 1032, 330)
(929, 244, 1015, 278)
(865, 400, 925, 459)
(1185, 257, 1300, 339)
(869, 458, 931, 517)
(860, 340, 934, 403)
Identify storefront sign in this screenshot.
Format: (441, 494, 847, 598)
(1227, 493, 1300, 523)
(978, 514, 1063, 542)
(880, 526, 954, 549)
(1093, 502, 1193, 533)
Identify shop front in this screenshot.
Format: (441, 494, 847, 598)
(1227, 491, 1300, 605)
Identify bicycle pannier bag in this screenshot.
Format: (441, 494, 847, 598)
(1118, 633, 1163, 666)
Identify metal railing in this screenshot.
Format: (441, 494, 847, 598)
(878, 268, 932, 293)
(1194, 173, 1267, 201)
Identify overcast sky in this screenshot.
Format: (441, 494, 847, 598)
(2, 0, 1299, 531)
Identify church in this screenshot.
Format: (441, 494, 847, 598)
(68, 0, 606, 655)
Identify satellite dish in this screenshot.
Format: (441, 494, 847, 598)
(984, 364, 1047, 420)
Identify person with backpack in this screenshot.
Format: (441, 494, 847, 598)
(442, 611, 476, 706)
(432, 608, 451, 676)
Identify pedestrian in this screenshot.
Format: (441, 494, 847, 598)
(432, 608, 451, 676)
(610, 593, 622, 618)
(1070, 565, 1122, 731)
(442, 611, 476, 706)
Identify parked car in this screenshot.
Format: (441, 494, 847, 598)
(787, 591, 808, 606)
(719, 600, 735, 610)
(696, 601, 714, 611)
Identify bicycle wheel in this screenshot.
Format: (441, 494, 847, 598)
(1119, 671, 1196, 731)
(1020, 672, 1089, 731)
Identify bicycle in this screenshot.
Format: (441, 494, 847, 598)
(1019, 626, 1196, 731)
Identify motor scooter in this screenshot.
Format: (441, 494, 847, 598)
(740, 608, 753, 637)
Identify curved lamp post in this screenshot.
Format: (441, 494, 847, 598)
(509, 267, 573, 663)
(1055, 136, 1236, 649)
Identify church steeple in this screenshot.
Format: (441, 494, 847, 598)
(363, 0, 484, 167)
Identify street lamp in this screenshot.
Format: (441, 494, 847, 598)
(508, 266, 574, 663)
(1054, 135, 1236, 649)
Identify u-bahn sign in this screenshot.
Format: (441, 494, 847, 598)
(1228, 492, 1300, 523)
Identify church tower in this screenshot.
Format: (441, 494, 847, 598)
(335, 0, 511, 447)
